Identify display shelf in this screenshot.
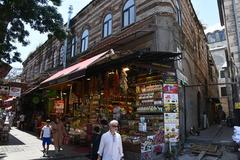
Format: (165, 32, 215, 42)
(136, 80, 163, 86)
(137, 112, 164, 115)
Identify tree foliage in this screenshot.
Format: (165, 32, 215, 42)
(0, 0, 66, 64)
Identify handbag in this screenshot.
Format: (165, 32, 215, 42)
(63, 135, 69, 145)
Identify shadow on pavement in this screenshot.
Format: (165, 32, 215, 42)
(0, 153, 7, 159)
(0, 133, 25, 146)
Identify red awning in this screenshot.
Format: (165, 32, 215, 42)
(4, 97, 16, 103)
(41, 50, 110, 85)
(5, 106, 12, 110)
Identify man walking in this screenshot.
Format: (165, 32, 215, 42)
(97, 120, 124, 160)
(40, 119, 52, 157)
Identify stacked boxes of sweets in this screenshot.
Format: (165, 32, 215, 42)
(136, 78, 164, 114)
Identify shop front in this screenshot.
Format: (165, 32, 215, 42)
(40, 50, 181, 159)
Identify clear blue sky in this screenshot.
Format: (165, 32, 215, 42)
(191, 0, 220, 27)
(11, 0, 220, 68)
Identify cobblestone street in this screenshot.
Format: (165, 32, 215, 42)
(0, 127, 89, 160)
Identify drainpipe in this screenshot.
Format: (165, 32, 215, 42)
(63, 5, 73, 68)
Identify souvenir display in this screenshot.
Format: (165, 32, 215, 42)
(44, 68, 179, 160)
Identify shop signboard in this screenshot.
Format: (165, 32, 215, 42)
(54, 100, 64, 113)
(0, 86, 9, 95)
(163, 72, 177, 84)
(9, 87, 21, 97)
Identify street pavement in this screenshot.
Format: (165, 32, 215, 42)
(1, 125, 240, 160)
(0, 127, 90, 160)
(179, 124, 239, 160)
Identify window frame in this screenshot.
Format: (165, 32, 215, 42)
(71, 36, 77, 57)
(220, 70, 225, 78)
(103, 13, 112, 38)
(122, 0, 136, 28)
(59, 45, 64, 65)
(81, 29, 89, 53)
(175, 0, 182, 26)
(220, 87, 227, 97)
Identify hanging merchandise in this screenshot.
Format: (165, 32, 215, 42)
(104, 73, 110, 100)
(120, 68, 128, 94)
(113, 70, 120, 96)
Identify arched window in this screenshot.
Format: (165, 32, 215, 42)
(103, 14, 112, 38)
(176, 0, 182, 26)
(123, 0, 135, 27)
(71, 36, 77, 57)
(81, 29, 89, 52)
(59, 45, 64, 65)
(53, 51, 58, 68)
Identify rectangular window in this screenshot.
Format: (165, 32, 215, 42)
(221, 87, 227, 96)
(124, 11, 129, 27)
(130, 7, 135, 24)
(109, 20, 112, 35)
(104, 24, 108, 37)
(220, 70, 225, 78)
(71, 37, 77, 57)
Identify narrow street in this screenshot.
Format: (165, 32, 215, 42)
(179, 125, 239, 160)
(0, 127, 89, 160)
(0, 125, 240, 160)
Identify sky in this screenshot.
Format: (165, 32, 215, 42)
(11, 0, 220, 68)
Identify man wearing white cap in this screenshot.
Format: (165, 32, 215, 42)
(97, 120, 124, 160)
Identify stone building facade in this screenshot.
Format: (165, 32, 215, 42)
(207, 29, 235, 117)
(218, 0, 240, 101)
(22, 0, 218, 137)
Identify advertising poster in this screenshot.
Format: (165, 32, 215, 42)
(163, 94, 178, 104)
(9, 87, 21, 97)
(163, 72, 177, 84)
(54, 100, 64, 114)
(164, 113, 179, 142)
(163, 84, 178, 93)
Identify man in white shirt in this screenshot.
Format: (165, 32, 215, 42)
(97, 120, 124, 160)
(40, 119, 52, 157)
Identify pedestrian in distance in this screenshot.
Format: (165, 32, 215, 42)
(40, 119, 52, 157)
(91, 126, 101, 160)
(100, 119, 108, 135)
(19, 113, 25, 130)
(51, 117, 67, 153)
(97, 120, 124, 160)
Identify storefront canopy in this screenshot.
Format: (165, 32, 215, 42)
(4, 97, 16, 103)
(0, 61, 12, 78)
(40, 50, 113, 87)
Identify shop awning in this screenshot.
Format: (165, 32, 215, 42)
(0, 61, 12, 78)
(5, 106, 12, 110)
(4, 97, 16, 103)
(41, 50, 112, 87)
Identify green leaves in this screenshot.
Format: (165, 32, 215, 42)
(0, 0, 65, 64)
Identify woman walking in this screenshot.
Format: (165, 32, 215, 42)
(51, 117, 67, 153)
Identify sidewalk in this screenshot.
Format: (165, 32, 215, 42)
(178, 124, 238, 160)
(186, 124, 234, 145)
(0, 127, 90, 160)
